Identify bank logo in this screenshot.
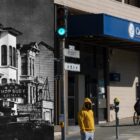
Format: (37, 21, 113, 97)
(128, 23, 135, 38)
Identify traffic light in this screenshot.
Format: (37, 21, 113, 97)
(56, 6, 67, 38)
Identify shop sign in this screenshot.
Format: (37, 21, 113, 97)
(1, 100, 14, 108)
(17, 116, 30, 122)
(68, 13, 140, 43)
(64, 62, 80, 72)
(17, 104, 42, 120)
(42, 100, 53, 109)
(128, 23, 135, 38)
(0, 84, 26, 98)
(128, 22, 140, 39)
(17, 104, 33, 112)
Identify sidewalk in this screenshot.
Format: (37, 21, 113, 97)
(54, 117, 140, 140)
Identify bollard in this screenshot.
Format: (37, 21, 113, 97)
(115, 110, 119, 139)
(59, 121, 65, 140)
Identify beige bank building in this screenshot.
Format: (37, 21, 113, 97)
(54, 0, 140, 124)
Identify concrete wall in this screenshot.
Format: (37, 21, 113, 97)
(109, 49, 140, 121)
(0, 0, 54, 47)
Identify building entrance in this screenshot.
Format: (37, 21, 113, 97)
(68, 46, 108, 124)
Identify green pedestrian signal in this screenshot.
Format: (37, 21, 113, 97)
(57, 27, 66, 36)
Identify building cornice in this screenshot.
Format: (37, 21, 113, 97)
(54, 0, 140, 23)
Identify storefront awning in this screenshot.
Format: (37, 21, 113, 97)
(68, 14, 140, 48)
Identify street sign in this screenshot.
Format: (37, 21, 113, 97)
(64, 45, 80, 58)
(64, 62, 80, 72)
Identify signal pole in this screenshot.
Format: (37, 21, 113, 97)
(61, 38, 67, 140)
(56, 6, 68, 140)
(62, 7, 68, 140)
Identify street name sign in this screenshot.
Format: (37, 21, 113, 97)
(64, 45, 80, 58)
(64, 62, 80, 72)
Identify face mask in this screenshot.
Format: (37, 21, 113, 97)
(85, 103, 92, 110)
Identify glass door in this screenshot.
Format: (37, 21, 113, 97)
(85, 76, 98, 123)
(68, 75, 75, 124)
(97, 47, 107, 122)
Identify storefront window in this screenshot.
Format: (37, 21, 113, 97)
(68, 75, 75, 121)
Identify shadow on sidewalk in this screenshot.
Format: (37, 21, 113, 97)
(100, 124, 138, 127)
(98, 117, 140, 128)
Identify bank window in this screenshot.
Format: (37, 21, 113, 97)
(2, 78, 7, 85)
(1, 45, 7, 65)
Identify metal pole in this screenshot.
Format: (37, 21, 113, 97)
(61, 38, 66, 140)
(60, 6, 68, 140)
(115, 112, 119, 139)
(62, 6, 68, 140)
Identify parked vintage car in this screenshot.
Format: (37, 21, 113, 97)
(0, 115, 54, 140)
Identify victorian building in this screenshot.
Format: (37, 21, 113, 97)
(18, 41, 54, 122)
(0, 24, 54, 123)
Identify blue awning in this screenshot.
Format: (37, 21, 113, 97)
(68, 14, 140, 43)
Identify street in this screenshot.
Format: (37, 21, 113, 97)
(62, 125, 140, 140)
(55, 118, 140, 140)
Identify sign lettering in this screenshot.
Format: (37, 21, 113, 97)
(0, 84, 27, 98)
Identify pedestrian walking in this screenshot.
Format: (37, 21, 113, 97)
(78, 98, 95, 140)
